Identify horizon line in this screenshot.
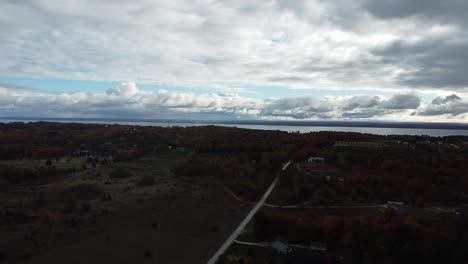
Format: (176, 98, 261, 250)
(1, 117, 468, 130)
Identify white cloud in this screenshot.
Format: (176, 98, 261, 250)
(1, 82, 467, 122)
(1, 0, 467, 94)
(1, 1, 468, 122)
(416, 94, 468, 116)
(106, 82, 139, 96)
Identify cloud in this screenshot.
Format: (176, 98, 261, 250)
(431, 94, 461, 105)
(106, 82, 139, 96)
(338, 94, 420, 119)
(0, 82, 39, 92)
(341, 109, 386, 119)
(1, 0, 468, 124)
(342, 95, 380, 111)
(0, 82, 265, 118)
(1, 0, 467, 94)
(361, 0, 468, 25)
(262, 97, 333, 119)
(417, 94, 468, 116)
(380, 94, 420, 109)
(371, 34, 468, 89)
(0, 81, 467, 121)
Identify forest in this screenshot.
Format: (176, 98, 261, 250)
(0, 122, 468, 263)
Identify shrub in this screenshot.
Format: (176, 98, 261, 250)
(80, 201, 91, 213)
(1, 165, 72, 183)
(144, 250, 152, 258)
(138, 175, 155, 186)
(109, 167, 132, 178)
(3, 209, 33, 224)
(102, 193, 112, 201)
(36, 191, 47, 206)
(63, 198, 77, 213)
(60, 183, 103, 202)
(0, 177, 10, 191)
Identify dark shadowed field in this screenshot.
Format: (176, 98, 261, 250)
(1, 152, 249, 264)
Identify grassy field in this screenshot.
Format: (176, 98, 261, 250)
(117, 151, 189, 168)
(2, 151, 249, 264)
(0, 157, 87, 170)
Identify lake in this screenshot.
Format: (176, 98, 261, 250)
(1, 118, 468, 137)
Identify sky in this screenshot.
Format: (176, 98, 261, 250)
(1, 0, 468, 122)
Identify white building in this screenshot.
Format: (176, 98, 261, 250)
(271, 237, 292, 255)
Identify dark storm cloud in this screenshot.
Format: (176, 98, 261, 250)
(432, 94, 461, 105)
(341, 96, 380, 111)
(342, 94, 420, 111)
(359, 0, 468, 91)
(371, 36, 468, 89)
(361, 0, 468, 24)
(338, 94, 421, 119)
(262, 94, 421, 120)
(381, 94, 420, 109)
(264, 97, 332, 113)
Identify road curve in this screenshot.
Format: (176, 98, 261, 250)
(206, 161, 291, 264)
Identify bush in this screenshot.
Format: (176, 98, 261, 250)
(102, 193, 112, 201)
(109, 167, 132, 178)
(138, 175, 155, 186)
(60, 183, 103, 202)
(63, 198, 77, 213)
(0, 177, 10, 190)
(80, 201, 91, 213)
(0, 165, 72, 183)
(3, 209, 33, 224)
(36, 191, 47, 206)
(144, 250, 152, 258)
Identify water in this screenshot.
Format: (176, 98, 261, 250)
(1, 118, 468, 137)
(216, 124, 468, 137)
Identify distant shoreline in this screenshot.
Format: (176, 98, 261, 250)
(1, 117, 468, 130)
